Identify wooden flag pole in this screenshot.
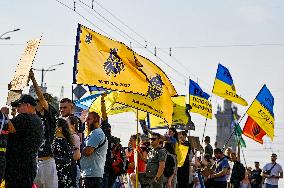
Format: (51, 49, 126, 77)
(136, 109, 139, 188)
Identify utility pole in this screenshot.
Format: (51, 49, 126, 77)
(33, 62, 64, 87)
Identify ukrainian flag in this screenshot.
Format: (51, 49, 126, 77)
(212, 64, 248, 106)
(189, 79, 212, 119)
(247, 85, 274, 140)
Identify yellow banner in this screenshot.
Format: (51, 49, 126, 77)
(75, 24, 149, 95)
(149, 96, 188, 128)
(189, 95, 212, 119)
(247, 99, 274, 140)
(213, 79, 248, 106)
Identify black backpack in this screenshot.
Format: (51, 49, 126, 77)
(163, 153, 175, 178)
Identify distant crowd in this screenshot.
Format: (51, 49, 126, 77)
(0, 70, 282, 188)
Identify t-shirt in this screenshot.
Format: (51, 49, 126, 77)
(5, 113, 43, 181)
(263, 163, 283, 185)
(214, 157, 230, 182)
(205, 144, 213, 157)
(145, 147, 167, 178)
(80, 128, 108, 178)
(72, 133, 80, 151)
(251, 169, 262, 185)
(37, 105, 58, 158)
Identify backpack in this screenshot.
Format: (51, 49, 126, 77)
(163, 153, 176, 178)
(111, 143, 128, 176)
(231, 162, 245, 182)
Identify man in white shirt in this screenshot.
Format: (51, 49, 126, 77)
(262, 153, 283, 188)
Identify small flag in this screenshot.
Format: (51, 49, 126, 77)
(147, 96, 188, 129)
(189, 79, 212, 119)
(247, 85, 274, 140)
(242, 116, 266, 144)
(231, 113, 246, 148)
(212, 64, 248, 106)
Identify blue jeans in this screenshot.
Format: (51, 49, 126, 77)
(266, 183, 278, 188)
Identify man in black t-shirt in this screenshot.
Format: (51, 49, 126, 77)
(60, 98, 84, 140)
(5, 94, 43, 188)
(30, 69, 60, 188)
(177, 131, 191, 188)
(251, 161, 262, 188)
(204, 136, 213, 158)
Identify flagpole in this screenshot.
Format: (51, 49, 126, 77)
(201, 97, 212, 145)
(201, 69, 217, 146)
(235, 132, 247, 168)
(222, 85, 265, 151)
(136, 109, 139, 188)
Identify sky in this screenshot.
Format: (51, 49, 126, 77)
(1, 0, 284, 184)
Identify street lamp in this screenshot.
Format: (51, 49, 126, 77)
(33, 62, 64, 87)
(0, 28, 20, 40)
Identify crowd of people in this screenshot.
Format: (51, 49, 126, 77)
(0, 70, 283, 188)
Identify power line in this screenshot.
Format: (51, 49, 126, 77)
(73, 0, 188, 84)
(55, 0, 187, 87)
(159, 43, 284, 49)
(55, 0, 112, 37)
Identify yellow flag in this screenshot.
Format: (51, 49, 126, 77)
(74, 24, 149, 95)
(89, 92, 119, 116)
(135, 53, 177, 96)
(175, 143, 189, 167)
(148, 96, 188, 129)
(116, 91, 173, 124)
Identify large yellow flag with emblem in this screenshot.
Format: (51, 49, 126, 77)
(74, 24, 149, 95)
(134, 53, 177, 96)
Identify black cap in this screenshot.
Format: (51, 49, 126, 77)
(13, 94, 37, 107)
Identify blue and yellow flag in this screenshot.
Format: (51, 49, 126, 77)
(74, 24, 149, 95)
(189, 79, 212, 119)
(247, 85, 274, 140)
(212, 64, 248, 106)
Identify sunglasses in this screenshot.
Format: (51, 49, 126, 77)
(149, 137, 158, 141)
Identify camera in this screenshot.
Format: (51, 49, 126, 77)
(264, 170, 271, 175)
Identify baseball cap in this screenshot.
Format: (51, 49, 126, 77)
(271, 153, 277, 157)
(13, 94, 37, 107)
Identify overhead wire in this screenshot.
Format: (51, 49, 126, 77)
(87, 0, 216, 89)
(57, 0, 187, 87)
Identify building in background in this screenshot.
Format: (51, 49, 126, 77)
(215, 99, 240, 152)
